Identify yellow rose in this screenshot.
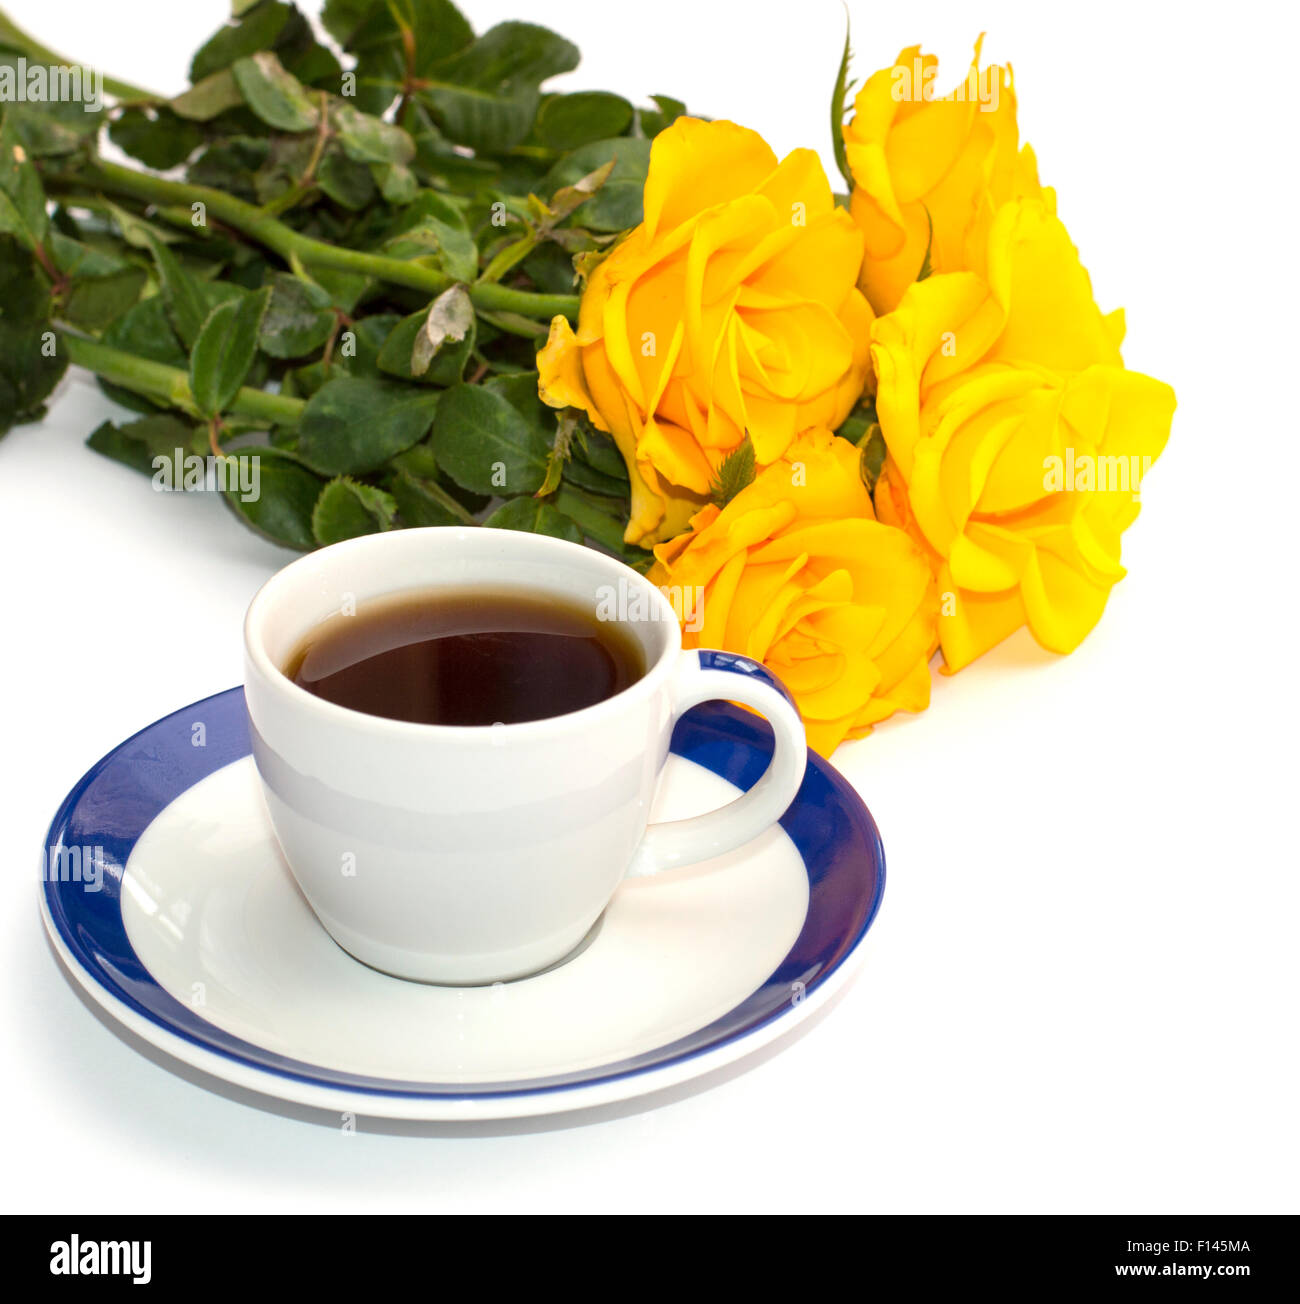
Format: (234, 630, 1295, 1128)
(539, 116, 874, 547)
(843, 38, 1048, 316)
(649, 428, 936, 756)
(871, 196, 1176, 672)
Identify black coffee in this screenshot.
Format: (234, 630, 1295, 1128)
(285, 588, 644, 726)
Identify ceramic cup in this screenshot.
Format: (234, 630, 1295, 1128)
(243, 526, 807, 985)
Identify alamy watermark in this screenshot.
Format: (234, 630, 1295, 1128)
(1043, 449, 1152, 501)
(890, 57, 1005, 113)
(596, 578, 704, 634)
(50, 1236, 150, 1285)
(152, 448, 261, 502)
(43, 844, 105, 893)
(0, 58, 102, 113)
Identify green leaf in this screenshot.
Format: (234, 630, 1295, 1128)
(332, 103, 415, 166)
(397, 0, 477, 68)
(0, 93, 102, 161)
(191, 0, 293, 81)
(317, 150, 377, 209)
(232, 52, 319, 133)
(251, 132, 315, 205)
(298, 376, 439, 475)
(223, 447, 325, 549)
(86, 414, 203, 477)
(323, 0, 473, 68)
(419, 21, 579, 152)
(186, 135, 268, 201)
(545, 158, 615, 226)
(140, 230, 216, 349)
(378, 190, 477, 281)
(375, 310, 436, 384)
(858, 424, 887, 493)
(47, 232, 147, 331)
(0, 52, 102, 155)
(287, 312, 395, 397)
(3, 109, 98, 159)
(0, 237, 65, 435)
(62, 270, 147, 333)
(109, 107, 204, 170)
(321, 0, 384, 46)
(335, 312, 396, 374)
(573, 428, 628, 481)
(171, 69, 246, 121)
(482, 371, 555, 441)
(541, 138, 652, 232)
(0, 113, 49, 251)
(340, 50, 400, 118)
(709, 436, 757, 508)
(190, 287, 271, 418)
(562, 456, 627, 499)
(388, 468, 466, 527)
(430, 382, 549, 495)
(320, 0, 383, 46)
(389, 439, 439, 481)
(416, 84, 535, 156)
(433, 21, 579, 91)
(638, 93, 686, 138)
(259, 273, 336, 358)
(835, 402, 873, 448)
(100, 202, 165, 254)
(275, 10, 345, 87)
(917, 204, 934, 282)
(374, 160, 418, 205)
(831, 18, 855, 190)
(0, 237, 50, 325)
(398, 97, 493, 184)
(536, 407, 580, 498)
(484, 497, 582, 544)
(536, 92, 634, 150)
(551, 484, 636, 557)
(311, 475, 397, 544)
(101, 295, 188, 369)
(93, 300, 202, 417)
(412, 289, 472, 378)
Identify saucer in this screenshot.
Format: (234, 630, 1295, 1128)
(40, 688, 885, 1120)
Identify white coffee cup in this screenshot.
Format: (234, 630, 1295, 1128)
(243, 526, 807, 985)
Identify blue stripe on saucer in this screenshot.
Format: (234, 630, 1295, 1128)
(43, 688, 884, 1101)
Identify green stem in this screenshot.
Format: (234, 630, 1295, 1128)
(479, 231, 540, 286)
(475, 309, 549, 340)
(0, 8, 158, 102)
(61, 333, 305, 426)
(255, 182, 319, 220)
(46, 160, 579, 320)
(412, 476, 476, 526)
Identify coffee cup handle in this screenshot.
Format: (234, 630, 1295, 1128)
(626, 650, 808, 878)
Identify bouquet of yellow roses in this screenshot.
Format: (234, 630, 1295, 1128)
(537, 41, 1175, 753)
(0, 5, 1174, 755)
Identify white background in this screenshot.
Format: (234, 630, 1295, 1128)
(1, 0, 1296, 1214)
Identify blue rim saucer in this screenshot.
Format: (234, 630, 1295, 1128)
(41, 688, 884, 1120)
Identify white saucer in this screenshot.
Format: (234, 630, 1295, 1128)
(42, 689, 884, 1120)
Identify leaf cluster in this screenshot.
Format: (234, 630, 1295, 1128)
(0, 0, 690, 561)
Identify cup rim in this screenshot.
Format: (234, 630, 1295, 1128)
(243, 526, 684, 739)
